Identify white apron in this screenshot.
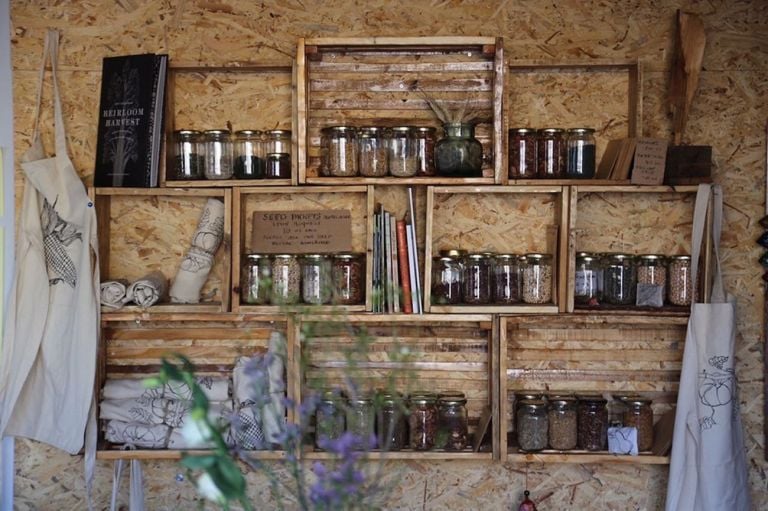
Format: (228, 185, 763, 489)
(0, 29, 99, 455)
(665, 184, 751, 510)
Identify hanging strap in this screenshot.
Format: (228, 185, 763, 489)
(690, 183, 726, 304)
(28, 29, 68, 159)
(109, 452, 145, 511)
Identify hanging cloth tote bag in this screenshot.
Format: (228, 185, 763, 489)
(0, 29, 99, 454)
(665, 184, 751, 510)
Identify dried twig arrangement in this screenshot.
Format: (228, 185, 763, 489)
(417, 87, 481, 125)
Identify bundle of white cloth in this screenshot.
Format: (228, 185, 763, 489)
(100, 270, 168, 309)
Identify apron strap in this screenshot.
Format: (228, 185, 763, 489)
(30, 29, 69, 159)
(29, 30, 51, 143)
(84, 398, 97, 511)
(690, 183, 726, 304)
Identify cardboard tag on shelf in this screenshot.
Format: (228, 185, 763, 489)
(630, 138, 668, 185)
(251, 209, 352, 254)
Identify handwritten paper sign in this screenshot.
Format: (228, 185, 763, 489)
(251, 209, 352, 254)
(631, 138, 668, 185)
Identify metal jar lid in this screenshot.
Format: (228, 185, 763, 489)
(245, 254, 269, 261)
(567, 128, 595, 134)
(415, 126, 436, 135)
(235, 129, 263, 137)
(539, 128, 565, 135)
(203, 129, 230, 136)
(440, 249, 467, 258)
(510, 128, 537, 134)
(174, 129, 201, 137)
(409, 392, 437, 405)
(266, 129, 291, 136)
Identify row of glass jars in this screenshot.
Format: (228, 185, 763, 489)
(171, 129, 292, 181)
(509, 127, 596, 179)
(575, 252, 694, 307)
(432, 250, 553, 305)
(315, 390, 469, 451)
(241, 253, 364, 305)
(514, 393, 654, 452)
(321, 126, 437, 177)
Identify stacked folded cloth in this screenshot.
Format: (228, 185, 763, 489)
(100, 270, 168, 310)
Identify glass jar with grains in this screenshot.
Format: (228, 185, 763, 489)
(376, 392, 407, 451)
(203, 129, 233, 179)
(516, 399, 548, 452)
(265, 129, 291, 179)
(409, 392, 438, 451)
(241, 254, 271, 305)
(603, 253, 637, 305)
(432, 255, 463, 305)
(331, 253, 364, 305)
(623, 397, 654, 451)
(493, 254, 522, 304)
(566, 128, 596, 178)
(574, 252, 601, 305)
(315, 389, 345, 449)
(537, 128, 566, 178)
(414, 126, 437, 176)
(577, 395, 608, 451)
(548, 395, 577, 450)
(171, 129, 203, 180)
(270, 254, 301, 304)
(357, 127, 388, 177)
(522, 253, 553, 304)
(637, 254, 667, 307)
(437, 392, 468, 451)
(508, 128, 537, 179)
(322, 126, 358, 177)
(463, 253, 493, 304)
(300, 254, 331, 305)
(668, 255, 694, 306)
(346, 394, 375, 450)
(233, 129, 265, 179)
(389, 126, 418, 177)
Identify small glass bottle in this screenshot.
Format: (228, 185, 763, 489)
(357, 127, 388, 177)
(301, 254, 331, 305)
(623, 397, 654, 451)
(321, 126, 358, 177)
(516, 399, 548, 452)
(270, 254, 300, 304)
(376, 392, 406, 451)
(566, 128, 596, 178)
(577, 395, 608, 451)
(548, 396, 577, 451)
(493, 254, 522, 304)
(408, 393, 438, 451)
(574, 252, 601, 306)
(233, 129, 265, 179)
(241, 254, 271, 305)
(522, 254, 553, 304)
(437, 392, 468, 451)
(315, 389, 345, 449)
(389, 126, 418, 177)
(414, 126, 437, 176)
(346, 395, 375, 450)
(463, 253, 493, 304)
(537, 128, 566, 178)
(509, 128, 538, 179)
(604, 253, 637, 305)
(265, 129, 291, 179)
(203, 129, 233, 179)
(668, 255, 693, 306)
(637, 254, 668, 306)
(171, 129, 203, 180)
(331, 253, 364, 305)
(431, 255, 463, 305)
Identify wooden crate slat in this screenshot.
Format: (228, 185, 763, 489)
(104, 327, 273, 341)
(309, 61, 494, 73)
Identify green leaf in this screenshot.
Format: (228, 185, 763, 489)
(142, 376, 163, 389)
(180, 454, 218, 470)
(217, 457, 246, 495)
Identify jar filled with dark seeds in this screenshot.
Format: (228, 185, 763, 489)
(537, 128, 566, 178)
(389, 126, 418, 177)
(577, 395, 608, 451)
(376, 392, 406, 451)
(522, 253, 553, 304)
(241, 254, 271, 305)
(623, 397, 654, 451)
(463, 253, 493, 304)
(432, 255, 463, 305)
(234, 130, 265, 179)
(331, 253, 364, 305)
(604, 253, 637, 305)
(408, 392, 438, 451)
(171, 129, 204, 180)
(301, 254, 331, 304)
(415, 126, 437, 176)
(509, 128, 537, 179)
(437, 392, 468, 451)
(358, 127, 388, 177)
(203, 129, 233, 179)
(668, 255, 693, 306)
(265, 130, 291, 179)
(566, 128, 596, 178)
(270, 254, 301, 304)
(316, 389, 345, 449)
(574, 252, 601, 305)
(516, 399, 548, 452)
(548, 395, 577, 451)
(346, 394, 375, 450)
(493, 254, 522, 304)
(322, 126, 358, 177)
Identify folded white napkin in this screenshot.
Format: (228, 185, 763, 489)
(126, 270, 167, 308)
(104, 420, 170, 449)
(163, 400, 233, 429)
(164, 377, 230, 402)
(166, 401, 234, 449)
(100, 280, 129, 309)
(102, 379, 164, 401)
(99, 398, 169, 425)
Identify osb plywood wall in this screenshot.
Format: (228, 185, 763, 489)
(9, 0, 768, 509)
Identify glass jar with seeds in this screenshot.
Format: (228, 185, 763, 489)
(574, 252, 601, 306)
(577, 395, 608, 451)
(241, 254, 271, 305)
(265, 130, 291, 178)
(389, 126, 419, 177)
(346, 394, 376, 450)
(511, 392, 545, 434)
(331, 253, 364, 305)
(315, 389, 345, 449)
(537, 128, 566, 178)
(623, 397, 654, 451)
(376, 392, 406, 451)
(522, 253, 553, 304)
(566, 128, 596, 178)
(437, 392, 468, 451)
(668, 255, 694, 306)
(357, 126, 388, 177)
(637, 254, 667, 307)
(548, 395, 577, 450)
(509, 128, 537, 179)
(463, 253, 493, 304)
(171, 129, 203, 180)
(414, 126, 437, 176)
(234, 129, 265, 179)
(321, 126, 358, 177)
(516, 399, 548, 452)
(270, 254, 300, 304)
(604, 253, 637, 305)
(493, 254, 522, 304)
(203, 129, 233, 179)
(409, 392, 438, 451)
(300, 254, 331, 305)
(432, 255, 463, 305)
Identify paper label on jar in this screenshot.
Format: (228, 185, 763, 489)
(575, 270, 598, 296)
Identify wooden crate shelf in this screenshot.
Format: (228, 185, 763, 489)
(96, 449, 288, 461)
(302, 449, 492, 461)
(505, 451, 669, 465)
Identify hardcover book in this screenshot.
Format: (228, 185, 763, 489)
(94, 53, 168, 187)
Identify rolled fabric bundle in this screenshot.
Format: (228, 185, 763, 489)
(233, 356, 265, 407)
(126, 270, 167, 308)
(263, 331, 287, 444)
(170, 198, 225, 304)
(164, 376, 230, 402)
(164, 400, 233, 429)
(102, 378, 163, 401)
(104, 420, 170, 449)
(99, 398, 169, 425)
(166, 401, 234, 449)
(100, 279, 129, 309)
